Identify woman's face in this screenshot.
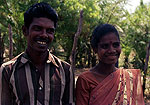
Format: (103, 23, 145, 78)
(96, 32, 121, 65)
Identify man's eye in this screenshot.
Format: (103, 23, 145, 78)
(34, 26, 42, 31)
(113, 42, 120, 48)
(100, 44, 109, 49)
(47, 28, 55, 34)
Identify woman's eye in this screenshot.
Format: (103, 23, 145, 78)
(113, 42, 120, 48)
(100, 44, 109, 49)
(99, 42, 120, 49)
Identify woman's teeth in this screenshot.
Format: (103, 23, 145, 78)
(37, 41, 46, 45)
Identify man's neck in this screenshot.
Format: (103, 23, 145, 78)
(26, 49, 48, 66)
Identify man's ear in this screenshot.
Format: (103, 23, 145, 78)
(22, 25, 29, 36)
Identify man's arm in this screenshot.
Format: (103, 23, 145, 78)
(0, 65, 15, 105)
(61, 62, 75, 105)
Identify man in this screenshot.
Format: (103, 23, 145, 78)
(0, 2, 74, 105)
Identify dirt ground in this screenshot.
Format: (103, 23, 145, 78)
(75, 68, 150, 105)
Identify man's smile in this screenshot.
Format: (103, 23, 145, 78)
(34, 37, 49, 46)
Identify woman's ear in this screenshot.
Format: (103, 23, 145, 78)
(22, 25, 28, 36)
(93, 48, 98, 53)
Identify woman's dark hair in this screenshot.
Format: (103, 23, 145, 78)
(24, 2, 58, 28)
(91, 24, 120, 49)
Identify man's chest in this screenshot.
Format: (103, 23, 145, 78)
(10, 64, 62, 104)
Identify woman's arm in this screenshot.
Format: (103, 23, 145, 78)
(76, 75, 90, 105)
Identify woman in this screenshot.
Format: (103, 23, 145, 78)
(76, 24, 145, 105)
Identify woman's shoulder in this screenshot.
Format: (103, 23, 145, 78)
(124, 69, 140, 73)
(120, 68, 141, 78)
(78, 70, 93, 78)
(119, 67, 140, 72)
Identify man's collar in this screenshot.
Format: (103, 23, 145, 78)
(20, 51, 59, 68)
(47, 51, 59, 67)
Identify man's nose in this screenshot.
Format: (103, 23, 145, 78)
(41, 29, 48, 38)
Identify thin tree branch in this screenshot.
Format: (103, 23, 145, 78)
(107, 0, 125, 23)
(70, 10, 83, 71)
(144, 41, 150, 73)
(8, 24, 13, 59)
(3, 0, 9, 10)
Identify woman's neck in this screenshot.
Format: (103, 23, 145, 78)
(94, 62, 117, 75)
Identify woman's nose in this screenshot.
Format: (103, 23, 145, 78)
(108, 45, 115, 53)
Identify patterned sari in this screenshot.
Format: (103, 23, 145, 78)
(89, 69, 145, 105)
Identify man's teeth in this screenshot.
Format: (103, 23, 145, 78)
(37, 41, 46, 45)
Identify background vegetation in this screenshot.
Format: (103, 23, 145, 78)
(0, 0, 150, 101)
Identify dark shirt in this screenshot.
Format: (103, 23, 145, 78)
(0, 51, 74, 105)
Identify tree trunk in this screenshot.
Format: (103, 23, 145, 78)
(70, 10, 83, 72)
(87, 44, 91, 67)
(92, 52, 96, 67)
(0, 28, 3, 66)
(124, 56, 129, 69)
(143, 41, 150, 96)
(9, 24, 13, 59)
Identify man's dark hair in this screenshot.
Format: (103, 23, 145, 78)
(91, 24, 120, 49)
(24, 2, 58, 28)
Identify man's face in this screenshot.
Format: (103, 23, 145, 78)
(25, 17, 55, 53)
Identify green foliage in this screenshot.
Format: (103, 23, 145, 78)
(1, 0, 148, 70)
(0, 0, 38, 57)
(121, 3, 150, 70)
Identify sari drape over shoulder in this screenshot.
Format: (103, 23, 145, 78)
(76, 69, 145, 105)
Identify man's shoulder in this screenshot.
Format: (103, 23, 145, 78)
(1, 52, 24, 70)
(50, 53, 70, 67)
